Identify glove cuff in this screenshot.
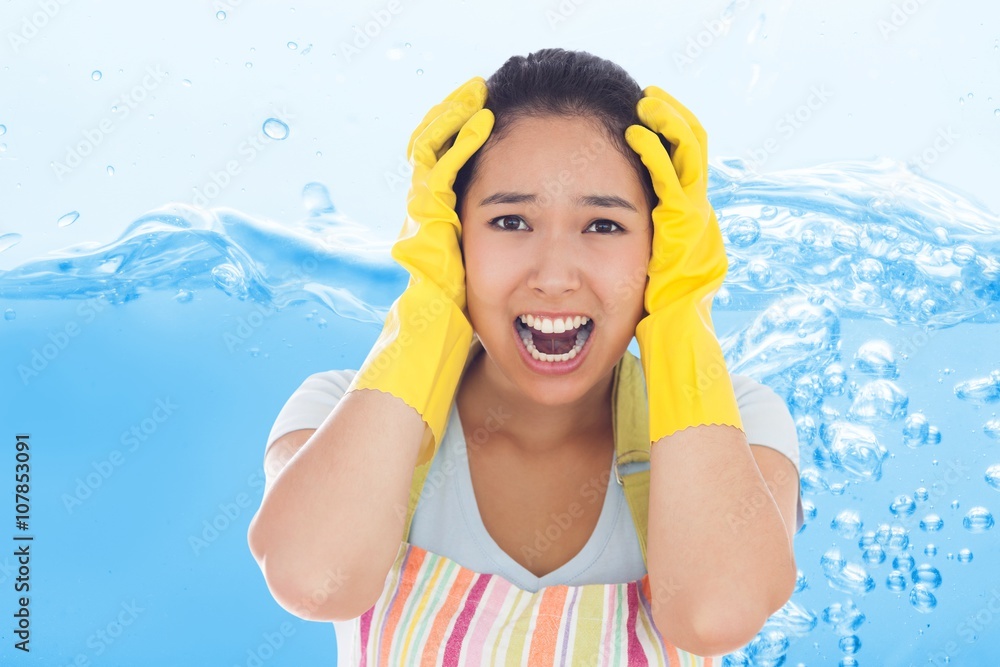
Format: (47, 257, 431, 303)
(347, 279, 474, 460)
(635, 303, 744, 444)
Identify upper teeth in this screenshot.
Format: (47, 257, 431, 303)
(518, 314, 590, 334)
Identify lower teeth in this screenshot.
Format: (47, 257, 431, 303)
(516, 321, 591, 363)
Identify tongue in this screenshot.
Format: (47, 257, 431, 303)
(531, 330, 577, 355)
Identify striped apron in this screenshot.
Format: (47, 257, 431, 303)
(353, 541, 712, 665)
(350, 337, 715, 665)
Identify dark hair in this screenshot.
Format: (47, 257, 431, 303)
(453, 48, 662, 216)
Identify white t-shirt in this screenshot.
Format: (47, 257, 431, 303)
(265, 368, 804, 662)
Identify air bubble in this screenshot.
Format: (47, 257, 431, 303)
(855, 257, 884, 283)
(848, 380, 908, 422)
(854, 340, 897, 378)
(302, 182, 336, 215)
(909, 584, 937, 613)
(216, 10, 226, 19)
(954, 371, 1000, 404)
(57, 211, 80, 228)
(963, 506, 994, 532)
(893, 554, 915, 571)
(748, 259, 772, 287)
(91, 70, 102, 81)
(839, 635, 861, 654)
(262, 118, 290, 140)
(985, 464, 1000, 491)
(952, 244, 976, 265)
(727, 216, 761, 247)
(822, 600, 866, 634)
(890, 494, 916, 518)
(831, 510, 863, 539)
(863, 544, 885, 565)
(823, 363, 848, 396)
(911, 564, 942, 589)
(919, 514, 943, 531)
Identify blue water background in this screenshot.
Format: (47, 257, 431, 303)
(2, 157, 999, 666)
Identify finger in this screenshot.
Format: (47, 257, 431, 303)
(406, 76, 486, 158)
(624, 124, 687, 220)
(407, 77, 487, 166)
(410, 89, 488, 172)
(425, 109, 495, 208)
(625, 123, 698, 284)
(642, 85, 708, 169)
(635, 96, 706, 197)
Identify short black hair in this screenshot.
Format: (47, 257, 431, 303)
(453, 48, 663, 216)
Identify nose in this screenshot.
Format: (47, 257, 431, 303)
(525, 238, 582, 298)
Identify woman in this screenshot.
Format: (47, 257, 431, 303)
(248, 48, 803, 664)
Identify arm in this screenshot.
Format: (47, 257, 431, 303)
(623, 86, 798, 655)
(647, 425, 797, 657)
(748, 444, 801, 549)
(249, 77, 494, 623)
(248, 388, 429, 622)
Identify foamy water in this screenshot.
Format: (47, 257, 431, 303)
(2, 157, 998, 665)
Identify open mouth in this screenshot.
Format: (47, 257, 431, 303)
(513, 316, 595, 361)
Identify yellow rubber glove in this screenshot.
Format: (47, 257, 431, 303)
(625, 86, 745, 444)
(347, 77, 495, 459)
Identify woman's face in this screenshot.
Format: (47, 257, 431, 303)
(459, 113, 653, 407)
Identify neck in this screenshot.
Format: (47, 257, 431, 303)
(458, 346, 616, 461)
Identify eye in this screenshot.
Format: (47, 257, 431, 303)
(586, 219, 626, 234)
(487, 215, 626, 234)
(487, 215, 530, 231)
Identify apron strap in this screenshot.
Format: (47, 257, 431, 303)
(611, 350, 652, 570)
(401, 429, 436, 541)
(402, 335, 484, 541)
(402, 341, 653, 572)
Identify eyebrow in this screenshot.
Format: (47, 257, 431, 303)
(478, 191, 638, 212)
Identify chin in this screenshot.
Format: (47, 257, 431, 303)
(513, 382, 598, 411)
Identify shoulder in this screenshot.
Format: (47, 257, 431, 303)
(265, 369, 359, 451)
(729, 373, 799, 468)
(730, 373, 805, 534)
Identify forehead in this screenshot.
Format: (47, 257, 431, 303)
(473, 114, 640, 189)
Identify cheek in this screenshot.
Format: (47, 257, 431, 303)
(463, 241, 515, 305)
(595, 250, 649, 321)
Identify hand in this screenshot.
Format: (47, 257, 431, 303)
(625, 86, 744, 442)
(349, 76, 494, 454)
(393, 77, 495, 318)
(626, 85, 727, 323)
